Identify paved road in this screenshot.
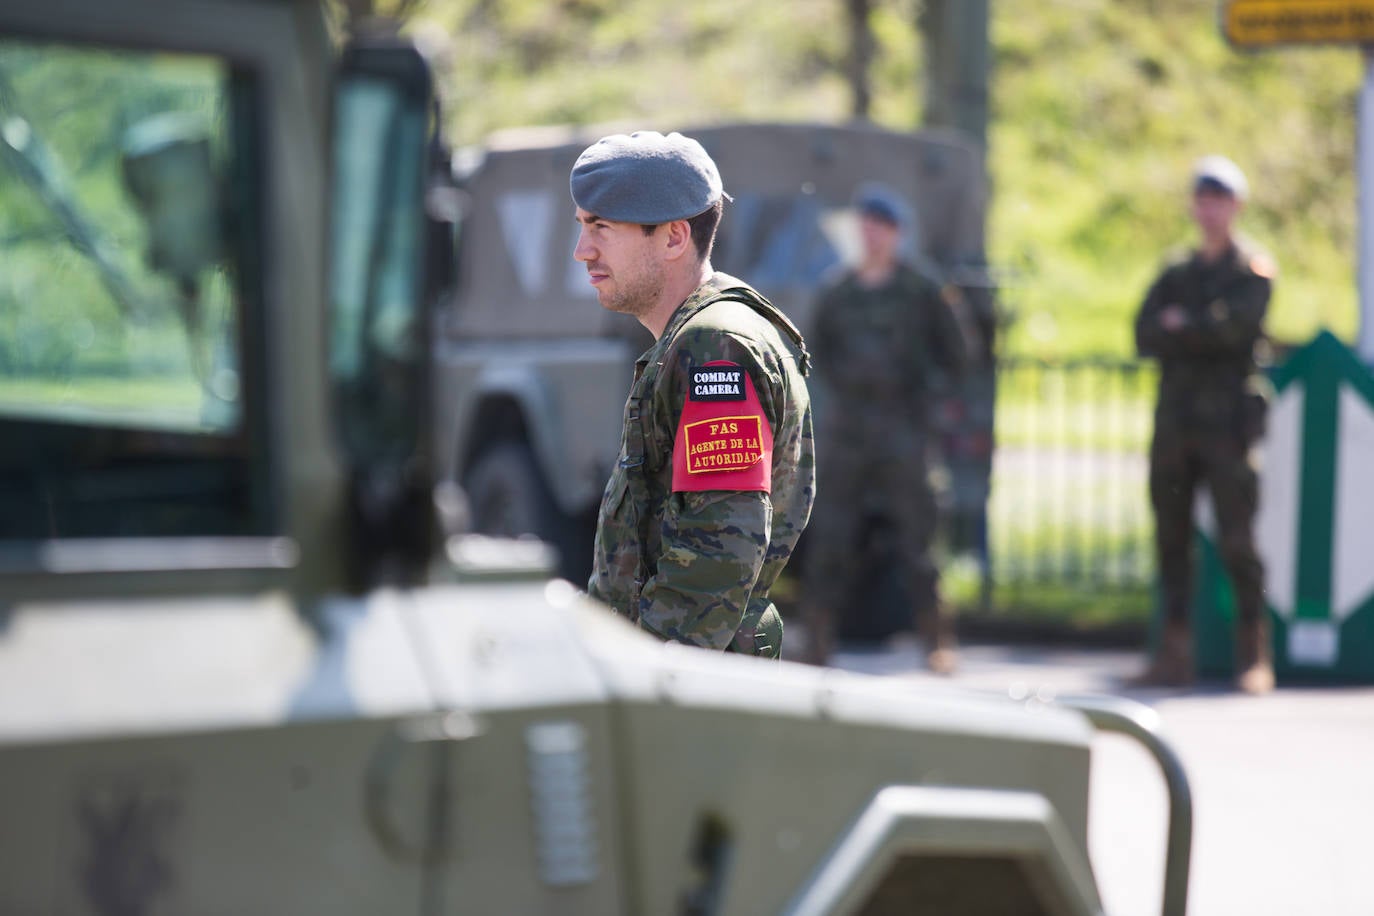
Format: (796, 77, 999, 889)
(828, 640, 1374, 916)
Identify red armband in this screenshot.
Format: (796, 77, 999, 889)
(671, 361, 773, 493)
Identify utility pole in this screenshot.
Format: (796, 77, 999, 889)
(918, 0, 991, 150)
(1361, 47, 1374, 361)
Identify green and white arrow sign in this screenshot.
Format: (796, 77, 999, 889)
(1197, 331, 1374, 680)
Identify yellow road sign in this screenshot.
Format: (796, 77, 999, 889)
(1224, 0, 1374, 47)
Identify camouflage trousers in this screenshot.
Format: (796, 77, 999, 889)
(805, 427, 940, 621)
(1149, 425, 1264, 626)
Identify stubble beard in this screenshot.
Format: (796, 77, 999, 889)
(596, 254, 664, 320)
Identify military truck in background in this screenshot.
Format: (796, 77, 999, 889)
(0, 2, 1189, 913)
(435, 122, 999, 586)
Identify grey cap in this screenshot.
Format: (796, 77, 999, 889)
(570, 131, 723, 224)
(1193, 155, 1249, 201)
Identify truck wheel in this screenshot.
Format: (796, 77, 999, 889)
(463, 442, 589, 581)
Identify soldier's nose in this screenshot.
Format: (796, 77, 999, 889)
(574, 229, 596, 262)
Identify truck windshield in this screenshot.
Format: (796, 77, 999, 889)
(0, 37, 268, 541)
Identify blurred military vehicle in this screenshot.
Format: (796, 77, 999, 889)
(435, 122, 998, 587)
(0, 2, 1185, 914)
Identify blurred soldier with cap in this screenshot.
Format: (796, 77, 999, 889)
(801, 182, 974, 671)
(1134, 154, 1276, 694)
(572, 130, 815, 657)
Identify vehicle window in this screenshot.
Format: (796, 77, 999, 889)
(329, 66, 429, 464)
(714, 192, 843, 291)
(0, 39, 242, 431)
(0, 37, 268, 541)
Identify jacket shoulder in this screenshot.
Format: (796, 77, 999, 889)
(1156, 246, 1192, 276)
(895, 261, 941, 290)
(817, 262, 855, 291)
(676, 302, 778, 357)
(1233, 237, 1277, 280)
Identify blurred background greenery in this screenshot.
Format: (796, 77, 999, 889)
(7, 1, 1353, 388)
(400, 0, 1361, 359)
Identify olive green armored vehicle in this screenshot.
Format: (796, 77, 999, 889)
(0, 2, 1187, 913)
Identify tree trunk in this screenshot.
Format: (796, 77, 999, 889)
(918, 0, 990, 150)
(847, 0, 874, 120)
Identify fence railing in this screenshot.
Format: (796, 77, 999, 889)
(980, 357, 1158, 594)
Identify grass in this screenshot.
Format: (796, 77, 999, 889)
(947, 573, 1152, 633)
(994, 396, 1154, 453)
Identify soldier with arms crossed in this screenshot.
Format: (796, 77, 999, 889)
(573, 131, 815, 658)
(1133, 155, 1275, 694)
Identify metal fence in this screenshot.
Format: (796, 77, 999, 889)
(980, 357, 1159, 593)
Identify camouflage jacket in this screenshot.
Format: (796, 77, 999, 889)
(1135, 240, 1273, 433)
(587, 273, 815, 655)
(810, 263, 971, 418)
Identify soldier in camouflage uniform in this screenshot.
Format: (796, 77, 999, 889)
(801, 185, 973, 671)
(1133, 155, 1275, 695)
(572, 131, 815, 658)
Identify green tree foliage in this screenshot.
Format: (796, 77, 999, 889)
(991, 0, 1359, 356)
(408, 0, 1359, 357)
(420, 0, 862, 142)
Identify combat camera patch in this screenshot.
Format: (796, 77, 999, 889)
(689, 364, 747, 401)
(673, 360, 772, 492)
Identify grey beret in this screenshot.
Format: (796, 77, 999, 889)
(1193, 154, 1249, 201)
(570, 130, 723, 224)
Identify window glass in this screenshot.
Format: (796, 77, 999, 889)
(329, 71, 427, 462)
(714, 192, 843, 291)
(0, 39, 242, 432)
(0, 38, 267, 542)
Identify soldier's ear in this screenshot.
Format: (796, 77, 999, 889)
(662, 218, 693, 262)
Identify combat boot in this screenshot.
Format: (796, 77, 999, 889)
(1234, 616, 1275, 695)
(1129, 620, 1194, 687)
(919, 604, 959, 676)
